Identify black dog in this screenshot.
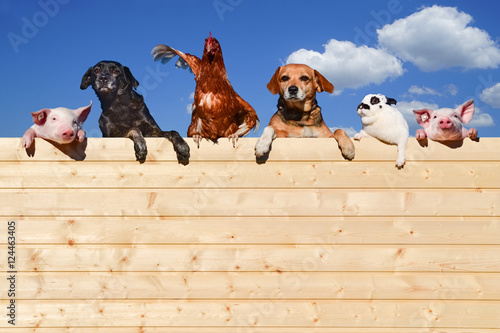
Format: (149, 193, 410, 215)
(80, 60, 190, 163)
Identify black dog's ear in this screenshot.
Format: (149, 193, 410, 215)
(386, 97, 397, 105)
(123, 66, 139, 89)
(80, 67, 93, 90)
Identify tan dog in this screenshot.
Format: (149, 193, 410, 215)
(255, 64, 355, 160)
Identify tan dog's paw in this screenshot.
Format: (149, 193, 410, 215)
(334, 129, 355, 160)
(255, 126, 275, 157)
(340, 140, 355, 160)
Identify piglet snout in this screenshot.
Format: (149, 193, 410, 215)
(438, 116, 453, 129)
(61, 129, 75, 140)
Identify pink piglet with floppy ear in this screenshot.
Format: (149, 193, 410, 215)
(413, 99, 477, 142)
(22, 101, 92, 148)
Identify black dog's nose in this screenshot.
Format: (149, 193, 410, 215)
(99, 75, 109, 84)
(288, 86, 298, 95)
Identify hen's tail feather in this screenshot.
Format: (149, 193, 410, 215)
(253, 119, 260, 133)
(234, 117, 260, 137)
(175, 58, 191, 71)
(152, 44, 193, 73)
(151, 44, 176, 63)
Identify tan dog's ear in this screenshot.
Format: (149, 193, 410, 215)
(314, 70, 334, 93)
(267, 66, 282, 95)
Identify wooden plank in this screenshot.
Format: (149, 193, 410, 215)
(2, 245, 500, 272)
(1, 188, 498, 217)
(3, 271, 499, 300)
(2, 137, 499, 162)
(1, 300, 499, 328)
(1, 161, 499, 189)
(20, 325, 496, 331)
(6, 216, 500, 245)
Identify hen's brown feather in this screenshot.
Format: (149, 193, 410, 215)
(153, 35, 259, 143)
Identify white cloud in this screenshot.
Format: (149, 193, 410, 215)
(408, 85, 441, 96)
(467, 105, 495, 127)
(444, 84, 458, 96)
(406, 84, 459, 98)
(480, 83, 500, 108)
(397, 100, 439, 131)
(377, 5, 500, 71)
(186, 92, 195, 114)
(286, 39, 404, 93)
(469, 112, 495, 127)
(329, 126, 358, 138)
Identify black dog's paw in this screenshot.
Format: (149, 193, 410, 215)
(175, 140, 190, 162)
(136, 152, 147, 163)
(134, 143, 148, 163)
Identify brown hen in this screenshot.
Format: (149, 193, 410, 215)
(152, 33, 259, 147)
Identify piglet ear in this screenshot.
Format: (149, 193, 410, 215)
(31, 109, 51, 126)
(457, 99, 474, 124)
(413, 109, 433, 128)
(75, 101, 92, 123)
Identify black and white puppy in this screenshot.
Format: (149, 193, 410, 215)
(354, 94, 409, 168)
(80, 60, 190, 163)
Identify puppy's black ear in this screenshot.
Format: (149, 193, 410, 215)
(123, 66, 139, 89)
(386, 97, 397, 105)
(80, 67, 93, 90)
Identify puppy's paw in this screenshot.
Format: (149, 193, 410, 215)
(353, 133, 362, 141)
(395, 158, 405, 169)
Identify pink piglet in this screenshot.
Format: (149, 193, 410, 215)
(413, 99, 477, 142)
(22, 102, 92, 148)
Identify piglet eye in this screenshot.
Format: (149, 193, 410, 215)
(300, 76, 309, 81)
(281, 75, 289, 82)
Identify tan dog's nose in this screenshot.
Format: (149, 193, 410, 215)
(288, 86, 299, 95)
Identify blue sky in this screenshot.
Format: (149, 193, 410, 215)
(1, 0, 500, 139)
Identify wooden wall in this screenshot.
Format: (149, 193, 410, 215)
(1, 137, 499, 332)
